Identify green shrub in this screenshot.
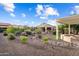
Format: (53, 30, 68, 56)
(24, 30, 32, 35)
(32, 31, 35, 36)
(15, 27, 26, 36)
(52, 31, 56, 35)
(35, 28, 41, 34)
(31, 27, 35, 31)
(42, 36, 49, 44)
(21, 32, 28, 36)
(20, 36, 28, 44)
(0, 28, 5, 33)
(19, 28, 25, 32)
(3, 31, 8, 36)
(7, 33, 15, 40)
(38, 34, 42, 39)
(15, 31, 22, 36)
(6, 26, 16, 33)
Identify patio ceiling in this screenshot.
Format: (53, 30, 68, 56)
(57, 15, 79, 24)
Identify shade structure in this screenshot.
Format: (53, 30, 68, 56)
(56, 15, 79, 40)
(57, 15, 79, 24)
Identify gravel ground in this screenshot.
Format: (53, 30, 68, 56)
(0, 33, 79, 56)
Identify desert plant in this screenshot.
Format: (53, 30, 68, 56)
(7, 33, 15, 40)
(19, 28, 25, 32)
(20, 36, 28, 44)
(38, 34, 42, 39)
(15, 31, 22, 36)
(35, 28, 41, 34)
(52, 30, 56, 35)
(31, 31, 35, 36)
(6, 26, 16, 33)
(24, 30, 32, 35)
(42, 36, 49, 44)
(31, 27, 35, 31)
(3, 31, 8, 36)
(21, 32, 28, 36)
(0, 28, 5, 33)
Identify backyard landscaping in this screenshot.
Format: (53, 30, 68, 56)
(0, 25, 79, 56)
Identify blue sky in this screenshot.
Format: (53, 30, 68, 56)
(0, 3, 79, 26)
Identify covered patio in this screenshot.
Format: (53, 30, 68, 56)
(56, 15, 79, 44)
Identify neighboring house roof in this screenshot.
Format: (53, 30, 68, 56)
(0, 23, 11, 28)
(0, 23, 11, 26)
(37, 23, 54, 27)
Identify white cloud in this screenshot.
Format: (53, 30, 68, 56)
(71, 5, 79, 15)
(36, 4, 43, 11)
(45, 7, 59, 16)
(74, 6, 79, 14)
(1, 3, 15, 12)
(44, 5, 50, 8)
(75, 6, 79, 9)
(32, 21, 34, 24)
(36, 4, 43, 16)
(21, 13, 26, 17)
(0, 3, 16, 17)
(70, 11, 75, 15)
(47, 19, 57, 26)
(10, 13, 15, 17)
(35, 4, 59, 19)
(40, 16, 47, 19)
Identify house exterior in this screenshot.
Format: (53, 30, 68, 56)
(37, 23, 56, 32)
(0, 23, 11, 32)
(0, 23, 11, 29)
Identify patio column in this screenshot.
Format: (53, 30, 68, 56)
(45, 27, 47, 33)
(68, 24, 70, 35)
(56, 24, 59, 40)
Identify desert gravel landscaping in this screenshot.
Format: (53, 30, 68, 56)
(0, 32, 79, 56)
